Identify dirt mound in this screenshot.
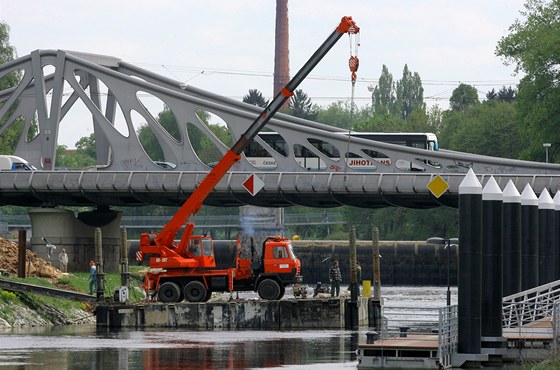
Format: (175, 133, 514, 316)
(0, 238, 63, 279)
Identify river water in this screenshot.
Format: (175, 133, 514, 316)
(0, 286, 454, 369)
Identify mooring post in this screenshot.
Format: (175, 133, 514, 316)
(481, 176, 503, 338)
(538, 189, 555, 285)
(95, 227, 105, 300)
(369, 225, 383, 332)
(372, 226, 381, 301)
(349, 225, 358, 302)
(503, 180, 521, 295)
(458, 169, 482, 355)
(120, 227, 129, 287)
(521, 184, 539, 290)
(17, 230, 26, 278)
(481, 176, 507, 363)
(554, 191, 560, 281)
(345, 225, 359, 330)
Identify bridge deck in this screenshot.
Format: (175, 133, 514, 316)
(2, 170, 560, 208)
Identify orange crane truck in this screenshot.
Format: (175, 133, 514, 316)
(139, 16, 360, 303)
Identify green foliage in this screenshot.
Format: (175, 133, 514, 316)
(0, 289, 16, 302)
(496, 0, 560, 162)
(289, 89, 318, 120)
(449, 83, 479, 112)
(372, 65, 395, 115)
(55, 145, 96, 169)
(371, 64, 425, 120)
(135, 107, 233, 165)
(0, 22, 23, 155)
(316, 101, 353, 129)
(440, 101, 526, 158)
(75, 134, 96, 158)
(137, 108, 181, 161)
(342, 206, 458, 241)
(395, 64, 425, 119)
(243, 89, 268, 107)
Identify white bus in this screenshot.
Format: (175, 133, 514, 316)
(243, 132, 439, 171)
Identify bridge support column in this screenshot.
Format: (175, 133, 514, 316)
(28, 208, 122, 273)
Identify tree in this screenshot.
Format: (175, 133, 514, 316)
(439, 101, 525, 158)
(289, 89, 317, 120)
(372, 65, 395, 115)
(486, 89, 498, 101)
(75, 134, 97, 159)
(242, 89, 268, 108)
(395, 64, 425, 119)
(496, 0, 560, 161)
(55, 145, 96, 168)
(0, 22, 24, 155)
(497, 86, 516, 102)
(449, 83, 479, 112)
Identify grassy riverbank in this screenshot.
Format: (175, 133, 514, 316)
(522, 355, 560, 369)
(0, 267, 145, 328)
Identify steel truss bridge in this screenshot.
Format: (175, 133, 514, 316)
(1, 49, 560, 208)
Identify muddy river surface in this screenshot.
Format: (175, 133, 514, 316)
(0, 286, 453, 369)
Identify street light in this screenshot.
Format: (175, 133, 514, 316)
(543, 143, 551, 163)
(367, 84, 376, 113)
(427, 237, 459, 306)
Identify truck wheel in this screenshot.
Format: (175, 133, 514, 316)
(203, 290, 212, 302)
(158, 282, 181, 303)
(257, 279, 281, 300)
(277, 286, 285, 300)
(184, 281, 207, 302)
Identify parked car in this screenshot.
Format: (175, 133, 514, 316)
(0, 155, 37, 171)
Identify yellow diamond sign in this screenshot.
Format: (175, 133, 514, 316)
(427, 175, 449, 198)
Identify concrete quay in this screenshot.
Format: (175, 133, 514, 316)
(96, 297, 372, 330)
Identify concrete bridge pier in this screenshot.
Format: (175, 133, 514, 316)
(28, 208, 122, 272)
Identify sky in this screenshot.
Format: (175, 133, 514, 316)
(0, 0, 527, 146)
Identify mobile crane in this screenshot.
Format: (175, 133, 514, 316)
(139, 16, 360, 303)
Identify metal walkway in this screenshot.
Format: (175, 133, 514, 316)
(358, 280, 560, 369)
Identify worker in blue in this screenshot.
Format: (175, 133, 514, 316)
(88, 260, 97, 295)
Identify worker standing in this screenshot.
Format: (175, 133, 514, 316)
(58, 249, 68, 273)
(88, 260, 97, 295)
(356, 261, 362, 296)
(329, 260, 342, 298)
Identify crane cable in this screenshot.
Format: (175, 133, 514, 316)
(344, 29, 360, 177)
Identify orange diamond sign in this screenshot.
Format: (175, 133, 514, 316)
(427, 175, 449, 198)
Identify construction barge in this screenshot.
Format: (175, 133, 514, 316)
(96, 296, 375, 330)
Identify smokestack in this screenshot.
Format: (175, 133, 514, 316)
(274, 0, 290, 96)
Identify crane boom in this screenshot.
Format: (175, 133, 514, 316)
(155, 16, 359, 248)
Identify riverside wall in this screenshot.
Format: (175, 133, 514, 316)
(292, 240, 458, 286)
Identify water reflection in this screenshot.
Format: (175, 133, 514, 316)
(0, 287, 451, 369)
(0, 326, 358, 369)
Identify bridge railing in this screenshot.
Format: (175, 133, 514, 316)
(372, 304, 458, 368)
(502, 279, 560, 328)
(0, 212, 346, 230)
(438, 305, 458, 369)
